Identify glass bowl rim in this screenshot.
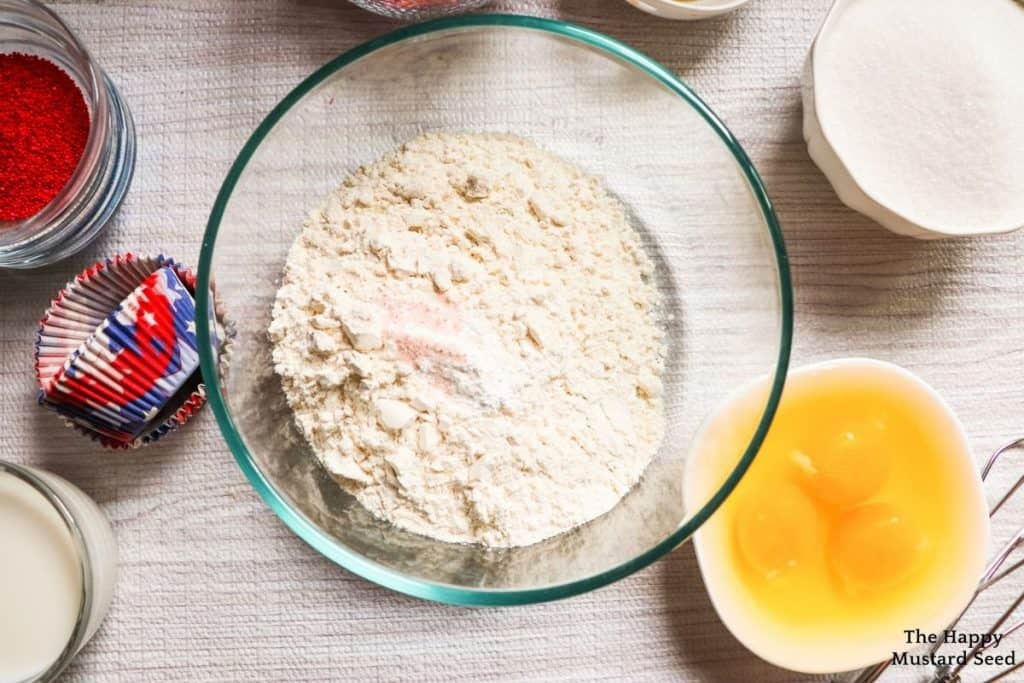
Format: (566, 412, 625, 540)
(196, 13, 794, 606)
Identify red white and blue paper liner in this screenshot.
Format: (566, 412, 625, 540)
(35, 253, 228, 449)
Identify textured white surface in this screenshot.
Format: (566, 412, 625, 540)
(0, 1, 1021, 681)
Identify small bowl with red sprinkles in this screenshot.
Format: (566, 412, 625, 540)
(0, 0, 135, 269)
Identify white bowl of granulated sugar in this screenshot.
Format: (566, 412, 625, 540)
(804, 0, 1024, 239)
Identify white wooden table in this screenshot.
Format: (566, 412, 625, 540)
(1, 1, 1020, 680)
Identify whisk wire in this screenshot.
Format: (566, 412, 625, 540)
(848, 437, 1023, 683)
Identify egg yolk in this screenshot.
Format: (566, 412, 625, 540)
(831, 502, 927, 592)
(735, 481, 822, 579)
(791, 419, 890, 507)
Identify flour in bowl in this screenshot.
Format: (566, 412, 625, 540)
(270, 133, 666, 547)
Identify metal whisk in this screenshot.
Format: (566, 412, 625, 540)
(849, 438, 1024, 683)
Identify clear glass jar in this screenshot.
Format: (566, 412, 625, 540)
(0, 461, 118, 682)
(347, 0, 493, 20)
(0, 0, 135, 269)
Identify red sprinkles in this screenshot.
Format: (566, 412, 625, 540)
(0, 53, 90, 222)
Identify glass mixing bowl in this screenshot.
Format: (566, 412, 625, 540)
(197, 15, 792, 605)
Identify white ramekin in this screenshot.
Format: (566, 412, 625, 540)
(624, 0, 754, 21)
(802, 0, 1024, 239)
(685, 358, 991, 675)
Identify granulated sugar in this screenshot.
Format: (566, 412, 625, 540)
(270, 133, 666, 547)
(813, 0, 1024, 234)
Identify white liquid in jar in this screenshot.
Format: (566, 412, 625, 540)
(0, 471, 83, 682)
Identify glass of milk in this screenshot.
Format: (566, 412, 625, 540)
(0, 461, 118, 682)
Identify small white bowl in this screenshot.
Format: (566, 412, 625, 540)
(625, 0, 753, 21)
(802, 54, 932, 239)
(686, 358, 991, 674)
(802, 0, 1024, 239)
(801, 13, 937, 239)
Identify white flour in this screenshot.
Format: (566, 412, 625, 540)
(270, 133, 666, 547)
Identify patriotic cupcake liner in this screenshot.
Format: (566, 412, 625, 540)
(35, 253, 232, 449)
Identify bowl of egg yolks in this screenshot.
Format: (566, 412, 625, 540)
(685, 358, 991, 674)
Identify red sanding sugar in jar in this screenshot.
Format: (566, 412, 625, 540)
(0, 53, 90, 223)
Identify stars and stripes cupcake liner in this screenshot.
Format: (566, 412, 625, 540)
(34, 253, 231, 449)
